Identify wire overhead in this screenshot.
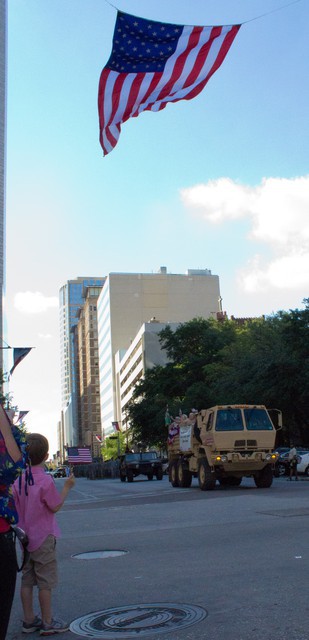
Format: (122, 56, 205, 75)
(103, 0, 303, 26)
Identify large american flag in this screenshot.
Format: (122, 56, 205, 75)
(67, 447, 93, 464)
(98, 11, 240, 155)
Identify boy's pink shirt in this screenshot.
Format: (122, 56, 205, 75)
(13, 467, 62, 552)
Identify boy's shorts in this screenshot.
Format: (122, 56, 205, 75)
(22, 535, 58, 590)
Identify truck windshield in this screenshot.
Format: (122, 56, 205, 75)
(141, 452, 157, 460)
(244, 408, 273, 430)
(125, 454, 140, 462)
(215, 409, 244, 431)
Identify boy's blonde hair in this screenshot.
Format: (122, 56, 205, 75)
(26, 433, 49, 466)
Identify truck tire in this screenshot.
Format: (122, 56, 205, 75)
(254, 465, 273, 488)
(156, 468, 163, 480)
(178, 461, 192, 488)
(198, 459, 216, 491)
(127, 470, 134, 482)
(147, 472, 154, 480)
(170, 461, 179, 487)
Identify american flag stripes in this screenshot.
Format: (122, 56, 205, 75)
(98, 11, 240, 155)
(67, 447, 93, 464)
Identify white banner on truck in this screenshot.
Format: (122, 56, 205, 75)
(180, 425, 192, 451)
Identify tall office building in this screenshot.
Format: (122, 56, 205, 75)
(76, 285, 103, 456)
(115, 320, 180, 431)
(59, 277, 105, 447)
(0, 0, 7, 372)
(97, 267, 221, 436)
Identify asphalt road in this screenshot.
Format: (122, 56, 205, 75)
(7, 474, 309, 640)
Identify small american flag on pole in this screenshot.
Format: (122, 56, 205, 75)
(67, 447, 93, 464)
(98, 11, 240, 155)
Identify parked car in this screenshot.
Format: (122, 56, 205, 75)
(296, 452, 309, 476)
(52, 467, 68, 478)
(274, 449, 307, 477)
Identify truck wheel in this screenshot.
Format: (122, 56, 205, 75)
(170, 461, 179, 487)
(178, 462, 192, 488)
(127, 470, 134, 482)
(147, 472, 154, 480)
(254, 465, 273, 488)
(156, 468, 163, 480)
(198, 459, 216, 491)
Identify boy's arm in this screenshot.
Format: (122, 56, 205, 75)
(52, 472, 75, 513)
(0, 405, 22, 462)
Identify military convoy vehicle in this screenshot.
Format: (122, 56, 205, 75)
(167, 405, 281, 490)
(119, 451, 163, 482)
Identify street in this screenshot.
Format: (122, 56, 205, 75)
(7, 474, 309, 640)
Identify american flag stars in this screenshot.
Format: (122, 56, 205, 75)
(107, 12, 180, 73)
(98, 10, 240, 154)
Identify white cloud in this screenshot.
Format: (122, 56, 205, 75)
(240, 253, 309, 293)
(180, 178, 255, 223)
(14, 291, 59, 314)
(181, 175, 309, 294)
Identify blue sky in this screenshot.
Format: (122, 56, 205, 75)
(5, 0, 309, 455)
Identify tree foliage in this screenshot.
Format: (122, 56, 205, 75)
(127, 301, 309, 448)
(102, 432, 126, 460)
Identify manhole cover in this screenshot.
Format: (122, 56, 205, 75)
(72, 551, 128, 560)
(70, 603, 207, 638)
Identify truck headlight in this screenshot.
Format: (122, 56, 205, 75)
(265, 454, 272, 461)
(215, 455, 227, 462)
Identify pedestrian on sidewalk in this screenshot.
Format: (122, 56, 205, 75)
(13, 433, 75, 635)
(288, 445, 299, 481)
(0, 405, 28, 640)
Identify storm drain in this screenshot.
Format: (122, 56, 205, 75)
(70, 603, 207, 638)
(72, 551, 128, 560)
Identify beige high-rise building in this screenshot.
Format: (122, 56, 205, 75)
(97, 267, 221, 436)
(115, 320, 180, 432)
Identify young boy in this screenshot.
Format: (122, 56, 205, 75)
(13, 433, 75, 635)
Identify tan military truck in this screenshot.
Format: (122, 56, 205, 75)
(167, 405, 281, 490)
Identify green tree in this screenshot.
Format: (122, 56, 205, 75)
(102, 432, 126, 460)
(205, 301, 309, 445)
(128, 303, 309, 447)
(128, 317, 237, 447)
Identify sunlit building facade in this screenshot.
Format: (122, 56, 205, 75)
(97, 268, 221, 436)
(115, 320, 179, 432)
